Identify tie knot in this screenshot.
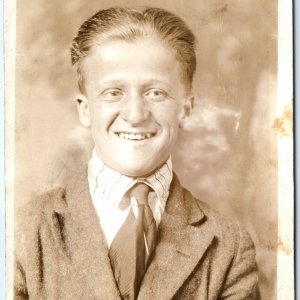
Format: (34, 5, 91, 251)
(118, 182, 151, 210)
(128, 183, 150, 205)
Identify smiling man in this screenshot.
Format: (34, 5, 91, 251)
(76, 37, 189, 177)
(14, 7, 259, 300)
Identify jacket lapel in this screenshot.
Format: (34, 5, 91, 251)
(62, 166, 121, 299)
(139, 175, 215, 300)
(49, 168, 214, 299)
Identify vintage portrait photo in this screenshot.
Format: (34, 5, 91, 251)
(5, 0, 293, 299)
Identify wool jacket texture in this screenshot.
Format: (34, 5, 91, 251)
(14, 168, 260, 300)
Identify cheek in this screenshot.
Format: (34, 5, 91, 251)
(162, 105, 183, 140)
(89, 103, 118, 130)
(152, 102, 181, 124)
(154, 110, 180, 142)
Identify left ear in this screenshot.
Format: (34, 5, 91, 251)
(178, 94, 194, 128)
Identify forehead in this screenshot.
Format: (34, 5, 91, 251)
(81, 37, 186, 88)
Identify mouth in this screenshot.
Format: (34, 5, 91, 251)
(114, 132, 156, 141)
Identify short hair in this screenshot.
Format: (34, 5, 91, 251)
(71, 7, 196, 93)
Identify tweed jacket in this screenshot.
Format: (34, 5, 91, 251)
(14, 168, 259, 300)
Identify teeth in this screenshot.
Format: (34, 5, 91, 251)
(116, 133, 154, 140)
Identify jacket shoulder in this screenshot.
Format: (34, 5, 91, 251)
(182, 187, 255, 250)
(15, 187, 68, 240)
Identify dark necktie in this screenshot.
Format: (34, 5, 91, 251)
(109, 183, 157, 300)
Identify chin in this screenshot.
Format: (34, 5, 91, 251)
(116, 161, 157, 178)
(119, 166, 151, 178)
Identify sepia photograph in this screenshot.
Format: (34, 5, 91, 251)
(5, 0, 293, 299)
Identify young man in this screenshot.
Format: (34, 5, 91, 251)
(14, 7, 259, 299)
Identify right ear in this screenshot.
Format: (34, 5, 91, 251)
(76, 94, 91, 127)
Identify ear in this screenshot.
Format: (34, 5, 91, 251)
(76, 94, 91, 127)
(178, 94, 194, 128)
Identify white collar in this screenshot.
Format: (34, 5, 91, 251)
(88, 149, 173, 210)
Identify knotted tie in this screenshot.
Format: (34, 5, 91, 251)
(109, 183, 157, 300)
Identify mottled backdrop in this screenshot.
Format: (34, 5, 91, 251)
(15, 0, 277, 298)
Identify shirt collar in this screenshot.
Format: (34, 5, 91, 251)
(88, 149, 173, 208)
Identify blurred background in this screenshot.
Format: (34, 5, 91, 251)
(15, 0, 277, 298)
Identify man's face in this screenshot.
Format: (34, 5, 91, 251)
(77, 37, 193, 177)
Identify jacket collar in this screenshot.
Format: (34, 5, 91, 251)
(52, 166, 215, 299)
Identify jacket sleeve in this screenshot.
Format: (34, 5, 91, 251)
(14, 256, 29, 300)
(220, 228, 260, 299)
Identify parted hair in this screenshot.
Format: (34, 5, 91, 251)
(70, 7, 196, 93)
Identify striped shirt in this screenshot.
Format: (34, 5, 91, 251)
(88, 149, 173, 248)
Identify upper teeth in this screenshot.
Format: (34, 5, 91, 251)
(117, 133, 153, 140)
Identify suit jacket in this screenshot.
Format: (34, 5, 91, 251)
(14, 168, 259, 300)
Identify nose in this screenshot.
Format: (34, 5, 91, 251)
(121, 92, 149, 125)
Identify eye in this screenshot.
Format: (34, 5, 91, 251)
(101, 89, 124, 101)
(145, 89, 168, 102)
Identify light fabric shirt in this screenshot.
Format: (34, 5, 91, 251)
(88, 149, 173, 248)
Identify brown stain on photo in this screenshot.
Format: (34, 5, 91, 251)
(277, 236, 293, 256)
(272, 102, 293, 138)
